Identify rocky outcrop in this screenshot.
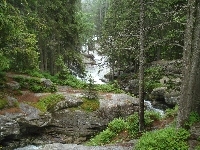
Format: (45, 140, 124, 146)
(149, 87, 180, 109)
(0, 115, 20, 141)
(0, 92, 139, 149)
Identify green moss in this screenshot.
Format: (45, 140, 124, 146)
(79, 98, 100, 112)
(34, 94, 65, 112)
(0, 99, 8, 109)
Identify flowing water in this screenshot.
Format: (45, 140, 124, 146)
(81, 44, 110, 84)
(145, 100, 164, 116)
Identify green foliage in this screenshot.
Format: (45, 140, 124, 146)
(185, 112, 200, 127)
(126, 113, 139, 137)
(0, 99, 8, 110)
(164, 105, 178, 118)
(144, 66, 164, 92)
(13, 76, 57, 93)
(84, 75, 98, 99)
(145, 66, 164, 80)
(88, 110, 161, 146)
(144, 110, 161, 126)
(95, 83, 123, 93)
(25, 70, 44, 78)
(79, 98, 100, 112)
(126, 111, 161, 137)
(108, 118, 127, 133)
(0, 53, 9, 71)
(34, 94, 65, 112)
(135, 127, 190, 150)
(87, 129, 116, 146)
(56, 70, 86, 89)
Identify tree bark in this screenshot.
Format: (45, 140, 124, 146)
(139, 0, 145, 131)
(177, 0, 200, 127)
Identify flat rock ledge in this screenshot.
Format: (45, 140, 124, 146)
(0, 91, 139, 150)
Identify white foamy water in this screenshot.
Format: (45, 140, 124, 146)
(145, 100, 164, 116)
(82, 44, 110, 84)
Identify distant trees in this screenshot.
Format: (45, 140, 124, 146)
(99, 0, 186, 78)
(0, 0, 92, 76)
(177, 0, 200, 127)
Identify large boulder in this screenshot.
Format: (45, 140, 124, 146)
(18, 103, 52, 127)
(0, 115, 20, 141)
(164, 91, 180, 106)
(150, 87, 167, 101)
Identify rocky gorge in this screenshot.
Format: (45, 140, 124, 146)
(0, 83, 139, 149)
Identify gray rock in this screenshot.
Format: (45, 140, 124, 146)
(0, 115, 20, 140)
(6, 96, 18, 107)
(19, 103, 52, 127)
(37, 143, 133, 150)
(164, 91, 180, 106)
(1, 92, 139, 148)
(6, 81, 20, 90)
(40, 78, 53, 88)
(48, 95, 83, 112)
(150, 87, 167, 101)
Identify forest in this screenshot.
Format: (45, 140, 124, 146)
(1, 0, 200, 149)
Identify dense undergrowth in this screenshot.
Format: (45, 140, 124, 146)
(86, 106, 194, 150)
(87, 110, 161, 146)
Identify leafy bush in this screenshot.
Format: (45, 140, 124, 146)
(56, 71, 86, 89)
(126, 113, 139, 137)
(164, 105, 178, 118)
(13, 76, 57, 93)
(84, 75, 98, 99)
(34, 94, 65, 112)
(145, 80, 163, 92)
(145, 66, 164, 80)
(87, 129, 115, 146)
(144, 110, 161, 126)
(0, 99, 8, 110)
(88, 110, 162, 146)
(108, 118, 127, 133)
(185, 112, 200, 127)
(144, 66, 164, 92)
(95, 83, 123, 93)
(24, 70, 44, 78)
(135, 127, 190, 150)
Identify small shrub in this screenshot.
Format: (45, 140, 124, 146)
(185, 112, 200, 127)
(144, 110, 161, 126)
(164, 105, 178, 118)
(0, 99, 8, 110)
(34, 94, 65, 112)
(144, 66, 164, 92)
(126, 113, 139, 137)
(84, 75, 98, 99)
(135, 127, 190, 150)
(14, 76, 57, 93)
(108, 118, 127, 133)
(95, 83, 123, 93)
(25, 70, 44, 78)
(87, 129, 115, 146)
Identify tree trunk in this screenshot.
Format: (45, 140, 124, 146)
(177, 0, 200, 127)
(139, 0, 145, 131)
